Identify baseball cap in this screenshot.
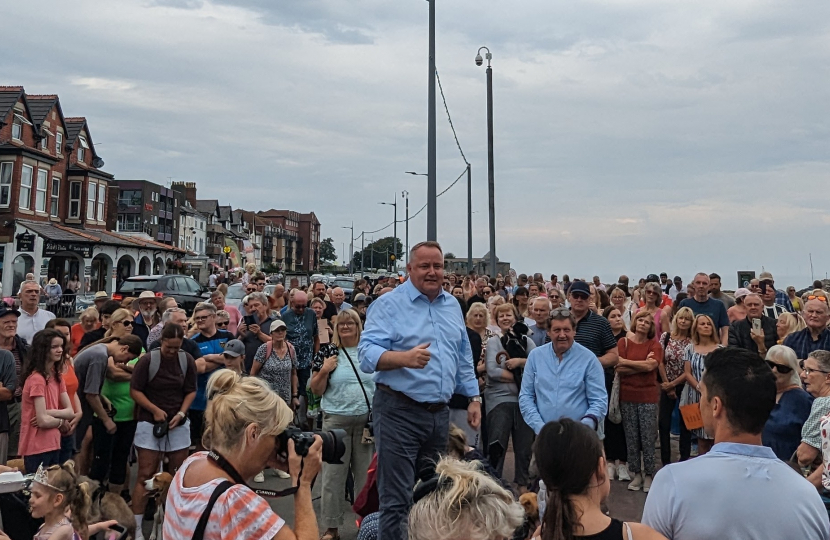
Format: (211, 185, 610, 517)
(270, 319, 287, 333)
(646, 274, 660, 283)
(759, 271, 774, 282)
(0, 305, 20, 319)
(734, 288, 751, 299)
(223, 339, 245, 357)
(569, 281, 591, 296)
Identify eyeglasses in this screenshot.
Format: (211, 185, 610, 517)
(765, 360, 793, 374)
(194, 316, 210, 322)
(338, 322, 356, 328)
(118, 320, 133, 327)
(216, 321, 229, 328)
(799, 360, 830, 376)
(294, 305, 306, 310)
(570, 293, 590, 300)
(808, 295, 828, 302)
(245, 288, 256, 293)
(550, 307, 572, 317)
(646, 291, 658, 295)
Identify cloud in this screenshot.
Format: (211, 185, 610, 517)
(2, 0, 829, 287)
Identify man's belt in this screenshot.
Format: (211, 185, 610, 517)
(377, 384, 447, 413)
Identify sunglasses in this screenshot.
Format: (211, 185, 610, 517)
(765, 360, 793, 374)
(246, 288, 256, 293)
(571, 293, 590, 300)
(216, 321, 229, 328)
(551, 307, 572, 317)
(808, 295, 828, 301)
(118, 320, 133, 327)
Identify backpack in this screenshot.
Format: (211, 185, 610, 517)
(149, 348, 188, 382)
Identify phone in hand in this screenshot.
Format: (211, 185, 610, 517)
(104, 524, 128, 540)
(244, 315, 255, 327)
(752, 318, 762, 332)
(760, 281, 768, 294)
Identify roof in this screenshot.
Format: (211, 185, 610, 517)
(0, 86, 25, 124)
(25, 95, 63, 133)
(64, 117, 87, 147)
(195, 199, 218, 216)
(217, 205, 232, 222)
(17, 219, 185, 254)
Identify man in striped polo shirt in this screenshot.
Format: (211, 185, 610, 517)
(568, 281, 619, 368)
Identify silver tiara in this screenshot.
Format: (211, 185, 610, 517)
(32, 464, 66, 492)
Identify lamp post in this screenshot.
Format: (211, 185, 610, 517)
(401, 190, 410, 268)
(427, 0, 437, 242)
(475, 46, 497, 278)
(379, 197, 397, 272)
(341, 223, 354, 274)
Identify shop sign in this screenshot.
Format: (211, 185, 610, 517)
(16, 233, 35, 253)
(42, 241, 93, 258)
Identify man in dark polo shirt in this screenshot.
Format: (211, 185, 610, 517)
(568, 281, 618, 367)
(679, 272, 730, 345)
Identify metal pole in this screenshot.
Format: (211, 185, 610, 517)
(403, 191, 410, 268)
(393, 194, 397, 273)
(486, 64, 496, 278)
(467, 163, 473, 274)
(360, 232, 365, 274)
(350, 222, 354, 275)
(427, 0, 437, 241)
(371, 236, 374, 269)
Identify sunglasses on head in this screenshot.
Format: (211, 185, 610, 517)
(808, 295, 828, 301)
(765, 360, 793, 374)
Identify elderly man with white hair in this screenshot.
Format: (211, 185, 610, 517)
(330, 287, 352, 313)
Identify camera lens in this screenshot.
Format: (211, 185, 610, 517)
(319, 429, 347, 465)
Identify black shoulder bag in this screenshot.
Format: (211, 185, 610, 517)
(341, 347, 374, 444)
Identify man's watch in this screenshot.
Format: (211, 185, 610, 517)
(468, 396, 482, 404)
(176, 411, 186, 420)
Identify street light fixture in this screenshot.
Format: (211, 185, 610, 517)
(379, 197, 398, 272)
(476, 46, 497, 278)
(341, 223, 354, 274)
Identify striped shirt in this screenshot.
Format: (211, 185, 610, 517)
(574, 311, 617, 358)
(163, 452, 284, 540)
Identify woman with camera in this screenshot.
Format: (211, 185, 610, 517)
(164, 370, 323, 540)
(310, 309, 375, 540)
(129, 322, 197, 537)
(484, 303, 535, 491)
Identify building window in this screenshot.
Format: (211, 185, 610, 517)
(50, 178, 60, 217)
(56, 132, 63, 155)
(41, 135, 48, 152)
(78, 136, 89, 162)
(0, 162, 11, 207)
(12, 120, 22, 141)
(69, 181, 81, 219)
(87, 182, 96, 220)
(97, 183, 106, 220)
(35, 169, 48, 212)
(117, 214, 142, 232)
(118, 190, 141, 206)
(19, 165, 33, 209)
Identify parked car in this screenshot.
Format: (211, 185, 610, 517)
(224, 283, 245, 311)
(113, 275, 210, 314)
(330, 277, 355, 299)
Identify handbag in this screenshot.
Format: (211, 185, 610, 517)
(341, 347, 374, 445)
(608, 373, 622, 424)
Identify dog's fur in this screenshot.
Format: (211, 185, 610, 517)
(82, 477, 136, 540)
(6, 458, 24, 472)
(145, 472, 174, 540)
(518, 492, 540, 540)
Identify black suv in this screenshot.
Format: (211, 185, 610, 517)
(114, 275, 210, 314)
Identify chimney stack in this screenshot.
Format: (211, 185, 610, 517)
(172, 181, 197, 207)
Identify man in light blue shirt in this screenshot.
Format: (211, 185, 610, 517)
(643, 347, 829, 540)
(519, 308, 607, 434)
(359, 241, 481, 540)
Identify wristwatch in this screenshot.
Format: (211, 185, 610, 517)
(176, 411, 186, 420)
(468, 396, 482, 404)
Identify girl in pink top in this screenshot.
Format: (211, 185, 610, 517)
(19, 328, 75, 473)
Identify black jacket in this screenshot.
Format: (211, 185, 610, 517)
(728, 316, 777, 354)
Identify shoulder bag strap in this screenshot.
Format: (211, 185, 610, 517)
(192, 480, 234, 540)
(149, 349, 161, 382)
(341, 347, 372, 414)
(623, 522, 633, 540)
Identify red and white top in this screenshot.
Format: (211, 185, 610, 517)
(163, 452, 284, 540)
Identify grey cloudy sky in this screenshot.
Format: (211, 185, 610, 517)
(4, 0, 830, 287)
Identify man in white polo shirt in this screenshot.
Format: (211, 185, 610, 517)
(642, 347, 828, 539)
(16, 280, 54, 343)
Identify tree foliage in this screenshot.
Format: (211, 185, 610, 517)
(351, 236, 404, 271)
(320, 237, 336, 263)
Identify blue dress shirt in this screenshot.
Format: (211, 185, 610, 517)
(518, 341, 607, 434)
(358, 279, 478, 403)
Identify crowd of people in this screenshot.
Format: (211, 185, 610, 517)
(0, 253, 830, 539)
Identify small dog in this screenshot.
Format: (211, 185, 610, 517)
(82, 477, 135, 540)
(145, 472, 174, 540)
(518, 492, 540, 540)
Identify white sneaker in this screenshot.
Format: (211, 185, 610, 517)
(617, 464, 631, 482)
(273, 469, 291, 479)
(627, 473, 643, 491)
(643, 475, 653, 493)
(254, 471, 265, 483)
(606, 464, 616, 481)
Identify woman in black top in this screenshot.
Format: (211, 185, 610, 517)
(532, 419, 666, 540)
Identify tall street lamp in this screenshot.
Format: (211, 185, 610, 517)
(427, 0, 437, 242)
(475, 46, 497, 278)
(341, 223, 354, 274)
(401, 190, 410, 267)
(379, 197, 397, 272)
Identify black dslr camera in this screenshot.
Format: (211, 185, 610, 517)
(277, 427, 347, 464)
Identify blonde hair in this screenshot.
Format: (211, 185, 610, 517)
(408, 457, 524, 540)
(104, 308, 134, 338)
(671, 307, 695, 339)
(492, 302, 519, 324)
(631, 309, 656, 339)
(80, 307, 99, 323)
(691, 314, 718, 345)
(203, 371, 293, 452)
(465, 302, 490, 327)
(40, 461, 92, 539)
(777, 312, 806, 340)
(310, 297, 326, 309)
(332, 309, 362, 347)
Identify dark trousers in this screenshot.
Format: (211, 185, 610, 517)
(374, 390, 449, 540)
(486, 402, 534, 486)
(90, 418, 137, 485)
(659, 386, 691, 464)
(604, 416, 628, 462)
(24, 449, 61, 473)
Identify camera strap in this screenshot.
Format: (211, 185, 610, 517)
(207, 450, 301, 498)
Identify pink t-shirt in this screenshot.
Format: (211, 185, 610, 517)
(224, 305, 241, 336)
(19, 372, 67, 456)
